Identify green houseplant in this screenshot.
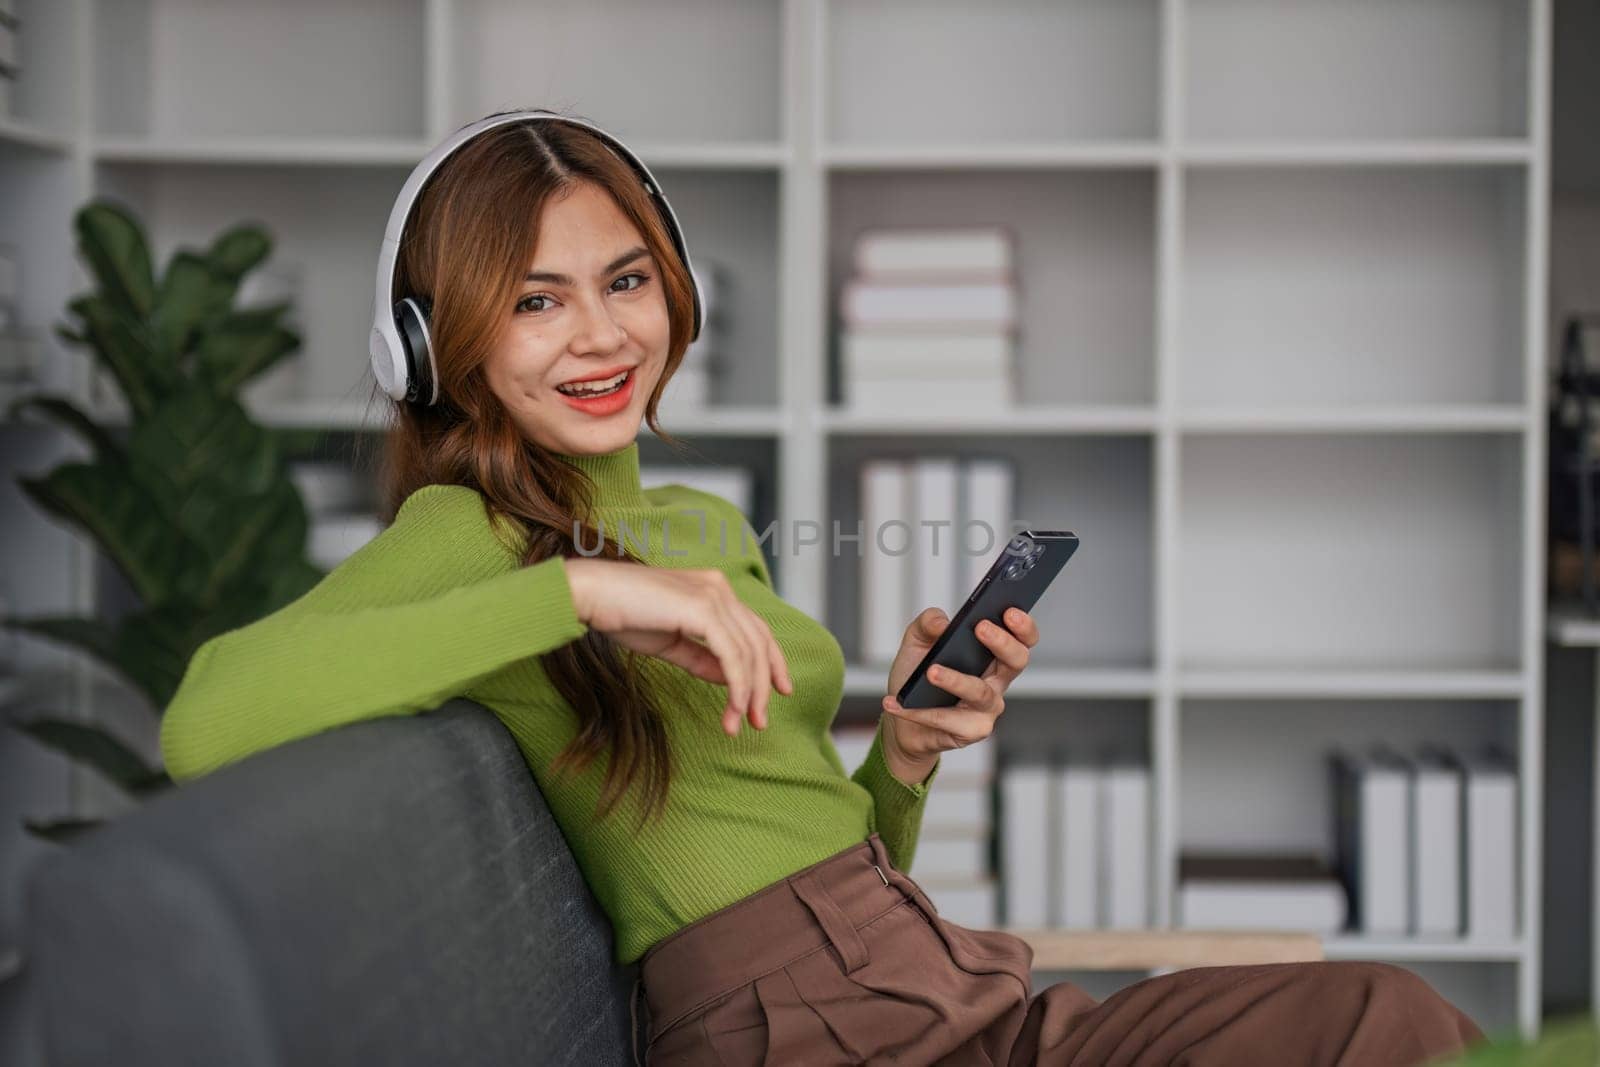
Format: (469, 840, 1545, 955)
(3, 198, 330, 839)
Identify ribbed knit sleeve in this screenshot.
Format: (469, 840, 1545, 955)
(159, 485, 588, 783)
(850, 718, 940, 874)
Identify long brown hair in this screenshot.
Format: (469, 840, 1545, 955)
(358, 109, 702, 833)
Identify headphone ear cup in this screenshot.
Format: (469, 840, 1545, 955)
(393, 296, 436, 405)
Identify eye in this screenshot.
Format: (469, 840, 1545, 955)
(515, 293, 554, 314)
(613, 271, 650, 293)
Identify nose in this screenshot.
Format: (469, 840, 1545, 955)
(569, 292, 629, 356)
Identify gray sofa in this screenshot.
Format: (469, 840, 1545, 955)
(17, 697, 640, 1066)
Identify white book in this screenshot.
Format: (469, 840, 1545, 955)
(913, 830, 989, 880)
(860, 460, 912, 665)
(960, 459, 1016, 593)
(1053, 763, 1100, 929)
(918, 875, 999, 928)
(854, 226, 1014, 279)
(1001, 764, 1052, 927)
(1100, 764, 1149, 929)
(1410, 749, 1463, 937)
(842, 331, 1014, 379)
(934, 735, 998, 783)
(847, 377, 1011, 412)
(842, 281, 1018, 329)
(1334, 749, 1410, 936)
(912, 458, 961, 620)
(1177, 856, 1348, 933)
(1463, 751, 1517, 941)
(922, 780, 991, 833)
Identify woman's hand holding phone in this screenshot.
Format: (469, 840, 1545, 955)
(562, 557, 793, 737)
(879, 604, 1039, 777)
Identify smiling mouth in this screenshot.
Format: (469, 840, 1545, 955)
(556, 369, 632, 397)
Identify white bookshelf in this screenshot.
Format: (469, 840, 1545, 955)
(0, 0, 1550, 1038)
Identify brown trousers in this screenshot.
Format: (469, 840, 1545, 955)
(630, 833, 1484, 1066)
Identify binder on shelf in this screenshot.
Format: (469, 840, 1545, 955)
(923, 779, 991, 834)
(860, 459, 911, 665)
(1462, 748, 1518, 941)
(1100, 761, 1149, 930)
(1052, 760, 1100, 930)
(1410, 747, 1463, 937)
(1000, 762, 1051, 927)
(959, 458, 1016, 593)
(912, 457, 961, 618)
(1333, 748, 1410, 936)
(1176, 854, 1348, 933)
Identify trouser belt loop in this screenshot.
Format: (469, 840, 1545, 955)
(788, 868, 870, 974)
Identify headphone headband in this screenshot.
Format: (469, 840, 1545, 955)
(369, 108, 703, 405)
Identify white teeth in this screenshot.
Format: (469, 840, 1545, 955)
(557, 370, 629, 397)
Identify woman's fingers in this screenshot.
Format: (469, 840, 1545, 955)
(926, 663, 1002, 710)
(977, 614, 1031, 687)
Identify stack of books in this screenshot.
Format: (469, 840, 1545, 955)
(858, 455, 1016, 666)
(1332, 745, 1518, 940)
(830, 724, 1000, 928)
(1001, 754, 1150, 930)
(838, 227, 1018, 412)
(657, 260, 728, 414)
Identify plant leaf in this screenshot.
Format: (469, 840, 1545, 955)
(75, 200, 156, 319)
(193, 316, 301, 396)
(208, 225, 272, 282)
(23, 817, 103, 844)
(11, 716, 165, 792)
(152, 249, 236, 364)
(5, 394, 125, 462)
(65, 294, 172, 418)
(3, 615, 122, 671)
(17, 464, 190, 604)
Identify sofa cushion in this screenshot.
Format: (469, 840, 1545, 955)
(23, 698, 638, 1067)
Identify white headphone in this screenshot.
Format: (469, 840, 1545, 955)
(368, 108, 705, 406)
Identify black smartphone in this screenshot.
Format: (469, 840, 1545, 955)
(895, 530, 1079, 709)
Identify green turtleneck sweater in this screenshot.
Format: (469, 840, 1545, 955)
(159, 440, 940, 965)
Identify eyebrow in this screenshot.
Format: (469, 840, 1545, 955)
(525, 246, 650, 286)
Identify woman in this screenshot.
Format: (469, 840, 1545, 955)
(160, 109, 1484, 1066)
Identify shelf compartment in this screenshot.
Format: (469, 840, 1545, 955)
(92, 161, 410, 411)
(1178, 433, 1523, 674)
(828, 169, 1157, 408)
(449, 0, 781, 145)
(1179, 165, 1527, 409)
(826, 433, 1154, 672)
(1179, 433, 1523, 673)
(824, 0, 1160, 147)
(1179, 697, 1519, 858)
(93, 0, 427, 140)
(650, 168, 781, 408)
(1182, 0, 1530, 142)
